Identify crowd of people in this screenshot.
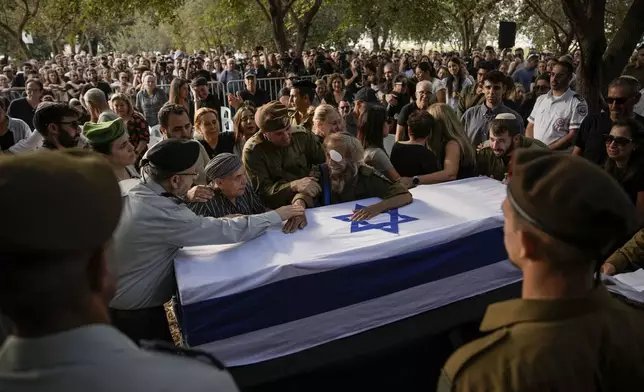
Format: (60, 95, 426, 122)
(1, 42, 644, 391)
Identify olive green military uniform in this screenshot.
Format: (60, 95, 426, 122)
(293, 164, 409, 207)
(243, 124, 325, 208)
(289, 109, 313, 132)
(438, 287, 644, 392)
(476, 135, 547, 181)
(439, 149, 644, 392)
(605, 228, 644, 273)
(457, 84, 484, 117)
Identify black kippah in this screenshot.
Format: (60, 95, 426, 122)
(143, 139, 201, 173)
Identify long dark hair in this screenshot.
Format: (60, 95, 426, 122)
(357, 104, 387, 151)
(604, 118, 644, 183)
(446, 57, 466, 98)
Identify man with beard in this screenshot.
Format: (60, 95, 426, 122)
(32, 102, 81, 149)
(110, 139, 304, 343)
(395, 80, 433, 141)
(476, 113, 546, 181)
(243, 101, 325, 219)
(292, 132, 412, 220)
(79, 67, 112, 101)
(438, 149, 644, 391)
(462, 71, 524, 147)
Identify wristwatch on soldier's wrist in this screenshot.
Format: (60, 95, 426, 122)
(412, 176, 420, 186)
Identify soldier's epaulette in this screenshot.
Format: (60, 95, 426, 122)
(290, 124, 308, 134)
(443, 328, 509, 382)
(244, 134, 264, 151)
(360, 165, 392, 183)
(139, 340, 226, 370)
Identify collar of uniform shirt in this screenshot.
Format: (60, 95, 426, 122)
(478, 286, 613, 332)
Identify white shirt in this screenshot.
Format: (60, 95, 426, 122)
(528, 88, 587, 149)
(634, 88, 644, 118)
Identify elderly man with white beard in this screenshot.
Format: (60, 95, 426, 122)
(292, 132, 412, 221)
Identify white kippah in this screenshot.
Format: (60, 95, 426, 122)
(495, 113, 516, 120)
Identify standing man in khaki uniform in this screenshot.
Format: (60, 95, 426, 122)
(476, 113, 546, 181)
(438, 149, 644, 391)
(289, 80, 315, 131)
(0, 149, 240, 392)
(243, 101, 325, 227)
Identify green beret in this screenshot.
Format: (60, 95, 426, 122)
(84, 119, 126, 145)
(0, 149, 121, 252)
(142, 139, 201, 173)
(255, 101, 290, 132)
(507, 149, 638, 256)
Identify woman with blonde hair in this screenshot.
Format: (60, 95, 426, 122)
(312, 104, 345, 141)
(109, 93, 149, 159)
(232, 104, 258, 157)
(410, 103, 475, 185)
(323, 73, 351, 107)
(194, 107, 235, 159)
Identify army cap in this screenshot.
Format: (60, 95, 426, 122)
(141, 139, 201, 173)
(84, 118, 125, 145)
(507, 149, 638, 256)
(255, 101, 290, 132)
(0, 149, 121, 252)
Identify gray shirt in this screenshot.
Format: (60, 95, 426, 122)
(364, 147, 394, 174)
(461, 103, 525, 146)
(110, 179, 282, 310)
(98, 109, 119, 122)
(0, 324, 239, 392)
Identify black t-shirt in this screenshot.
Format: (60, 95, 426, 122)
(390, 142, 438, 177)
(0, 130, 15, 151)
(606, 161, 644, 205)
(7, 98, 36, 130)
(575, 112, 644, 165)
(197, 132, 236, 160)
(239, 88, 269, 108)
(397, 102, 418, 141)
(80, 80, 113, 100)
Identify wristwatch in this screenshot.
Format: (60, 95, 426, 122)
(412, 176, 420, 186)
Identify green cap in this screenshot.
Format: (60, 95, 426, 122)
(84, 119, 126, 145)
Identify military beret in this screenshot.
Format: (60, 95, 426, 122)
(84, 119, 125, 145)
(355, 87, 379, 103)
(507, 149, 638, 256)
(0, 149, 121, 252)
(141, 139, 201, 173)
(255, 101, 290, 132)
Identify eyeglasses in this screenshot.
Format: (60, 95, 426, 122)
(606, 97, 629, 105)
(603, 134, 632, 146)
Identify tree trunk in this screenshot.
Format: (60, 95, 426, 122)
(602, 0, 644, 88)
(471, 17, 487, 51)
(90, 38, 99, 56)
(256, 0, 296, 55)
(292, 0, 322, 56)
(370, 27, 381, 52)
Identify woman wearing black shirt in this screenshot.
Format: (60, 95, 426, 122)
(603, 118, 644, 223)
(194, 107, 235, 159)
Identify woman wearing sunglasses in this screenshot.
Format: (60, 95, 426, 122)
(603, 118, 644, 222)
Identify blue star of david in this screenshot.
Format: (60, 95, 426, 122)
(332, 204, 418, 234)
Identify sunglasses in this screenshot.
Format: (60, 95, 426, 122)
(606, 97, 629, 105)
(604, 134, 632, 146)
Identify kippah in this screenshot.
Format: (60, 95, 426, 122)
(142, 139, 201, 173)
(205, 153, 242, 180)
(507, 149, 638, 257)
(495, 113, 516, 120)
(84, 119, 126, 145)
(0, 149, 121, 252)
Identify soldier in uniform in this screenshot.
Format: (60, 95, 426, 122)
(602, 228, 644, 275)
(438, 149, 644, 391)
(243, 101, 325, 220)
(289, 80, 316, 131)
(292, 132, 412, 219)
(476, 113, 546, 181)
(110, 139, 304, 343)
(0, 149, 240, 392)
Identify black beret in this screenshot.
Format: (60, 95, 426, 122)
(0, 149, 121, 252)
(142, 139, 201, 173)
(507, 149, 638, 256)
(355, 87, 379, 103)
